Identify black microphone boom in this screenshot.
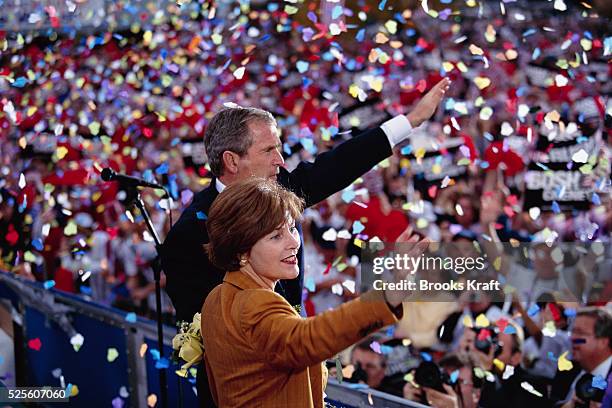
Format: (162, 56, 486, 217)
(101, 168, 166, 191)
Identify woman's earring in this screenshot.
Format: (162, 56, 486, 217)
(239, 258, 247, 267)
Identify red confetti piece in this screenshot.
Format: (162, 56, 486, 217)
(28, 338, 42, 351)
(323, 263, 332, 275)
(428, 185, 438, 199)
(416, 79, 427, 93)
(477, 328, 491, 341)
(5, 227, 18, 246)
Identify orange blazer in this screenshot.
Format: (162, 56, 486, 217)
(201, 271, 400, 408)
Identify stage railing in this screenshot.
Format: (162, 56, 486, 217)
(0, 271, 424, 407)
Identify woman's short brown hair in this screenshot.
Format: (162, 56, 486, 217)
(205, 178, 304, 271)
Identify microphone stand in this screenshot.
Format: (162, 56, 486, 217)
(121, 183, 169, 408)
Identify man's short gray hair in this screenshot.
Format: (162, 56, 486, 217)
(204, 107, 277, 177)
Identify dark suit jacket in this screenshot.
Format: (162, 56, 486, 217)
(549, 362, 612, 406)
(161, 126, 393, 406)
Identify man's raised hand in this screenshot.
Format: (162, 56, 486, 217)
(406, 77, 451, 128)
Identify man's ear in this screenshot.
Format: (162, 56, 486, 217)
(221, 151, 240, 175)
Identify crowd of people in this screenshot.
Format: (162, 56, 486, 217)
(0, 0, 610, 406)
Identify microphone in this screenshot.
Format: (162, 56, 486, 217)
(101, 168, 166, 191)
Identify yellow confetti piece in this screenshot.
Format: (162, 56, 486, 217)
(175, 368, 188, 378)
(139, 343, 148, 358)
(475, 314, 490, 328)
(416, 218, 429, 229)
(558, 351, 573, 371)
(143, 30, 153, 46)
(442, 61, 454, 72)
(211, 33, 222, 45)
(580, 38, 592, 51)
(348, 84, 360, 98)
(384, 20, 398, 34)
(370, 78, 383, 93)
(545, 110, 561, 122)
(469, 44, 484, 55)
(69, 384, 79, 397)
(415, 147, 426, 159)
(147, 393, 158, 407)
(505, 49, 518, 60)
(284, 5, 298, 14)
(353, 238, 364, 248)
(64, 221, 78, 236)
(463, 315, 474, 328)
(375, 32, 389, 44)
(56, 146, 69, 160)
(107, 348, 119, 362)
(485, 24, 496, 43)
(493, 257, 502, 271)
(493, 358, 505, 372)
(474, 76, 491, 90)
(18, 137, 27, 149)
(480, 106, 493, 120)
(342, 364, 355, 379)
(27, 106, 37, 116)
(377, 51, 390, 64)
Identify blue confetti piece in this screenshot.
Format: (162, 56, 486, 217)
(306, 11, 318, 23)
(592, 193, 601, 206)
(532, 47, 541, 60)
(332, 5, 343, 19)
(12, 77, 28, 88)
(352, 220, 365, 234)
(32, 238, 44, 251)
(267, 3, 279, 12)
(440, 0, 452, 4)
(66, 384, 73, 396)
(547, 351, 558, 361)
(356, 28, 365, 42)
(125, 313, 137, 323)
(196, 211, 207, 220)
(304, 277, 315, 292)
(564, 308, 577, 318)
(450, 370, 459, 384)
(150, 349, 160, 361)
(258, 34, 271, 43)
(400, 145, 413, 155)
(523, 28, 537, 37)
(421, 352, 432, 362)
(527, 304, 540, 317)
(406, 28, 416, 37)
(592, 375, 607, 390)
(504, 325, 517, 334)
(80, 286, 92, 295)
(378, 0, 387, 11)
(380, 345, 394, 354)
(386, 326, 395, 337)
(552, 201, 561, 214)
(43, 280, 56, 290)
(302, 77, 313, 87)
(155, 162, 169, 175)
(155, 357, 170, 369)
(296, 60, 309, 74)
(341, 190, 356, 203)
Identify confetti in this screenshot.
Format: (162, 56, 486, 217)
(558, 351, 573, 371)
(107, 348, 119, 362)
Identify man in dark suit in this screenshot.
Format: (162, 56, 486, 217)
(549, 307, 612, 408)
(161, 78, 450, 406)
